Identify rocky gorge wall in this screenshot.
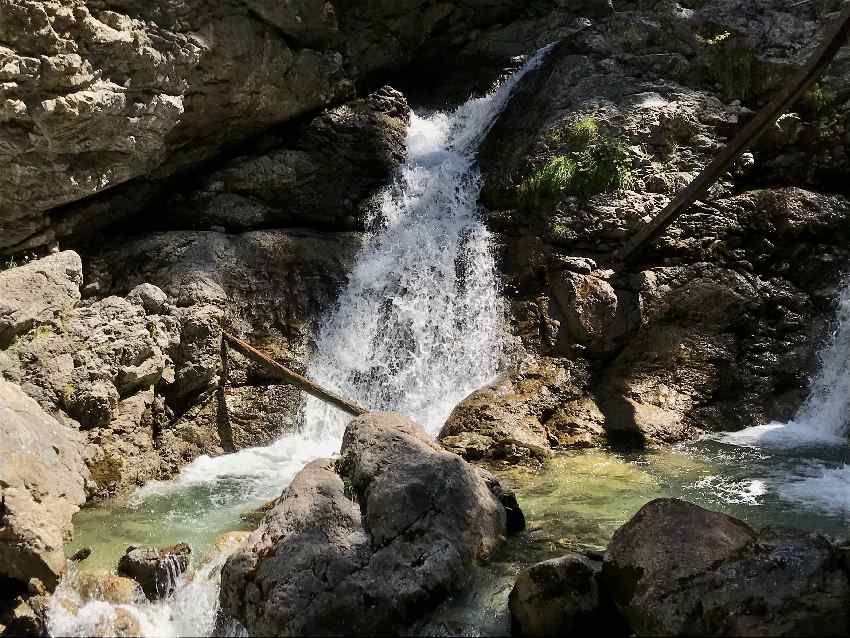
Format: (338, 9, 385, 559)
(1, 0, 849, 630)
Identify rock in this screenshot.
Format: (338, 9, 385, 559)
(0, 595, 48, 637)
(75, 572, 144, 605)
(0, 251, 82, 346)
(0, 380, 88, 589)
(126, 284, 168, 315)
(438, 357, 590, 463)
(473, 0, 850, 448)
(220, 412, 515, 636)
(69, 548, 91, 563)
(116, 544, 191, 600)
(549, 271, 629, 353)
(203, 532, 251, 566)
(602, 498, 850, 636)
(167, 86, 410, 232)
(509, 553, 626, 638)
(0, 0, 528, 253)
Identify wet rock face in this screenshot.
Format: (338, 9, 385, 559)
(602, 498, 850, 636)
(509, 553, 627, 638)
(0, 379, 89, 589)
(219, 412, 516, 636)
(116, 543, 191, 600)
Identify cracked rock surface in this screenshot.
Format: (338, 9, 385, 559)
(219, 412, 514, 636)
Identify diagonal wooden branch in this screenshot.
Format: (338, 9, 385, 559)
(222, 332, 367, 417)
(616, 2, 850, 264)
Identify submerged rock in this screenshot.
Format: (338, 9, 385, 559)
(220, 412, 518, 636)
(0, 380, 89, 589)
(116, 543, 191, 600)
(509, 553, 627, 638)
(602, 498, 850, 636)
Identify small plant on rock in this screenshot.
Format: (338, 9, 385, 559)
(517, 135, 634, 209)
(699, 29, 755, 100)
(800, 82, 837, 118)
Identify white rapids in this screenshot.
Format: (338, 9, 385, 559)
(47, 47, 553, 637)
(715, 280, 850, 516)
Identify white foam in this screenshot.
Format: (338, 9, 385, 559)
(779, 464, 850, 516)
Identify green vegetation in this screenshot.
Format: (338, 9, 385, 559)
(2, 257, 17, 271)
(29, 324, 56, 339)
(800, 82, 837, 117)
(699, 30, 754, 99)
(517, 117, 633, 209)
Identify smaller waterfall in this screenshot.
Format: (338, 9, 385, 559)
(722, 280, 850, 448)
(716, 280, 850, 517)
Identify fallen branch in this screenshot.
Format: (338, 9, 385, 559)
(616, 3, 850, 264)
(222, 332, 367, 417)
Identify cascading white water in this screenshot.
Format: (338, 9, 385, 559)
(722, 279, 850, 448)
(715, 279, 850, 516)
(47, 47, 553, 638)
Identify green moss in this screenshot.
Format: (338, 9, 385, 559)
(517, 136, 633, 209)
(800, 82, 837, 117)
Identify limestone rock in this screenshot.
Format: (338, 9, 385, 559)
(0, 0, 529, 253)
(602, 498, 850, 636)
(438, 357, 590, 463)
(75, 572, 145, 606)
(220, 412, 515, 636)
(509, 553, 626, 638)
(167, 86, 410, 232)
(0, 251, 82, 346)
(0, 380, 88, 589)
(126, 283, 168, 315)
(116, 544, 191, 600)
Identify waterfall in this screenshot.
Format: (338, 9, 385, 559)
(47, 46, 553, 638)
(721, 279, 850, 448)
(715, 279, 850, 517)
(302, 48, 552, 440)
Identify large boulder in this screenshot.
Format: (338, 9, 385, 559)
(438, 357, 595, 464)
(164, 86, 410, 232)
(0, 379, 88, 589)
(219, 412, 515, 636)
(0, 251, 82, 346)
(509, 553, 627, 638)
(602, 498, 850, 636)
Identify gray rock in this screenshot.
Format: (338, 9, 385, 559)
(168, 86, 410, 232)
(220, 412, 514, 636)
(0, 380, 88, 589)
(509, 553, 626, 638)
(126, 284, 168, 315)
(438, 357, 591, 464)
(0, 251, 82, 346)
(602, 498, 850, 636)
(116, 543, 191, 600)
(0, 0, 528, 253)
